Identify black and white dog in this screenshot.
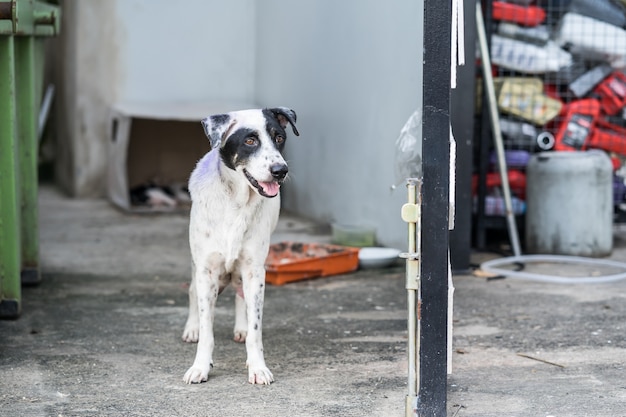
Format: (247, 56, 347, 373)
(182, 107, 299, 384)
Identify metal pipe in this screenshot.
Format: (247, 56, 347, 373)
(0, 35, 21, 318)
(407, 181, 417, 397)
(0, 1, 14, 20)
(34, 9, 57, 26)
(414, 179, 422, 396)
(38, 84, 54, 141)
(402, 178, 421, 417)
(475, 3, 522, 257)
(0, 0, 16, 34)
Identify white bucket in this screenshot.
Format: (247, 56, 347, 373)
(526, 151, 613, 257)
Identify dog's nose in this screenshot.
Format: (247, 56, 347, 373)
(270, 164, 288, 181)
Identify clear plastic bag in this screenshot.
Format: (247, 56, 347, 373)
(392, 110, 457, 230)
(393, 109, 422, 189)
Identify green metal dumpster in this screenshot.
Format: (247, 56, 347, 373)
(0, 0, 60, 319)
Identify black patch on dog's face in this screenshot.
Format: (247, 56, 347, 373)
(220, 127, 259, 171)
(262, 109, 288, 153)
(219, 114, 288, 172)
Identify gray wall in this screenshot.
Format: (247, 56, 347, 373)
(54, 0, 424, 250)
(113, 0, 257, 104)
(54, 1, 119, 196)
(255, 0, 423, 249)
(55, 0, 258, 197)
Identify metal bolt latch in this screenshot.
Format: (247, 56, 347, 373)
(0, 1, 17, 33)
(0, 0, 60, 36)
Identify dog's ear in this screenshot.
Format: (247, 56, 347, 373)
(269, 107, 299, 136)
(201, 114, 235, 148)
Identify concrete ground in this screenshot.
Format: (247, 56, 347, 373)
(1, 185, 625, 417)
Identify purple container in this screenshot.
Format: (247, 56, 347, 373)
(490, 150, 531, 169)
(614, 176, 626, 205)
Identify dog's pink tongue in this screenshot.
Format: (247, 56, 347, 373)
(260, 181, 280, 196)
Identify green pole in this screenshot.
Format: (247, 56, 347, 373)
(0, 35, 22, 318)
(15, 35, 41, 284)
(0, 0, 61, 318)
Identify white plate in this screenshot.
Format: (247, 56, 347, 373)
(358, 247, 402, 269)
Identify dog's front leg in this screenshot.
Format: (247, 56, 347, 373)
(231, 271, 248, 343)
(242, 265, 274, 385)
(182, 263, 199, 343)
(183, 258, 221, 384)
(233, 287, 247, 343)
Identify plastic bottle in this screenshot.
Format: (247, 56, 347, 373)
(568, 0, 626, 28)
(491, 35, 573, 74)
(497, 23, 550, 45)
(499, 118, 537, 147)
(594, 72, 626, 116)
(568, 64, 612, 98)
(557, 13, 626, 68)
(492, 2, 546, 26)
(499, 118, 555, 151)
(588, 118, 626, 156)
(554, 99, 601, 151)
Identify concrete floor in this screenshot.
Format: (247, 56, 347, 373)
(1, 185, 625, 417)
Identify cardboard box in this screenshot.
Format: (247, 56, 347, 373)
(107, 101, 256, 212)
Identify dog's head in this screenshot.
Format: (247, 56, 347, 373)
(200, 108, 299, 198)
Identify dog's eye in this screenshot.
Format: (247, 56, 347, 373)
(275, 135, 284, 144)
(244, 137, 257, 146)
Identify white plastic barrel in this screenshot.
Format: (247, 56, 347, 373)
(526, 150, 613, 257)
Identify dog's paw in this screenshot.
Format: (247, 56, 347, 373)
(182, 326, 199, 343)
(183, 365, 211, 384)
(233, 329, 247, 343)
(248, 366, 274, 385)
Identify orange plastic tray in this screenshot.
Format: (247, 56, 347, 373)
(265, 242, 360, 285)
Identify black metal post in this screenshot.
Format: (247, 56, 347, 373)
(449, 0, 476, 273)
(418, 0, 451, 415)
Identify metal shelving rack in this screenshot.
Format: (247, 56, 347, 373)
(474, 0, 626, 250)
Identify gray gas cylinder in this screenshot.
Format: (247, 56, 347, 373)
(526, 150, 613, 257)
